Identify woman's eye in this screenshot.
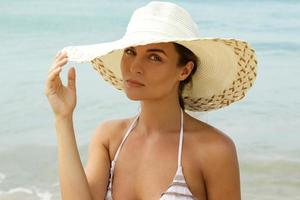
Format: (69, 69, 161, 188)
(124, 49, 135, 55)
(149, 54, 162, 62)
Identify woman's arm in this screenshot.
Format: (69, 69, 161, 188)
(203, 132, 241, 200)
(84, 121, 113, 200)
(45, 51, 93, 200)
(55, 116, 94, 200)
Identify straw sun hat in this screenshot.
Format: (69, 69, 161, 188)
(62, 1, 257, 112)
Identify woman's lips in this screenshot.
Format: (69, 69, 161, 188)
(125, 79, 145, 87)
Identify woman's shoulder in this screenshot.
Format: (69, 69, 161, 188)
(186, 114, 237, 163)
(185, 115, 239, 190)
(91, 116, 136, 158)
(189, 113, 234, 140)
(186, 115, 240, 197)
(92, 116, 134, 142)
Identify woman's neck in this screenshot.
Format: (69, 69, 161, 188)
(136, 96, 183, 137)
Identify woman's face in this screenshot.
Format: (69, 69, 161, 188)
(120, 42, 187, 101)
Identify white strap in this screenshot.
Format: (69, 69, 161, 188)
(178, 108, 184, 167)
(113, 113, 140, 162)
(113, 108, 183, 166)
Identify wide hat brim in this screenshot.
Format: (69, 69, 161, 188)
(62, 35, 257, 112)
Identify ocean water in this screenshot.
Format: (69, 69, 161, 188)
(0, 0, 300, 199)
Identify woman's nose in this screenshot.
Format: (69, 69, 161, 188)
(129, 58, 143, 74)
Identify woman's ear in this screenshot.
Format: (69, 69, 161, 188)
(179, 61, 194, 81)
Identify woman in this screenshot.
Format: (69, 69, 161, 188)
(45, 1, 257, 200)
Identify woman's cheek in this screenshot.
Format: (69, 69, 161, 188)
(151, 75, 176, 96)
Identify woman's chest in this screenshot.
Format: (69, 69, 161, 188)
(108, 134, 207, 199)
(110, 160, 206, 200)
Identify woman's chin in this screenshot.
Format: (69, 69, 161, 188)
(124, 92, 143, 101)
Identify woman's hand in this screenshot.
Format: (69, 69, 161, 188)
(45, 51, 77, 118)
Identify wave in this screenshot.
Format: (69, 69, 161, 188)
(0, 186, 53, 200)
(0, 173, 5, 186)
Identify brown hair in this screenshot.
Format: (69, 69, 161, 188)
(173, 43, 199, 110)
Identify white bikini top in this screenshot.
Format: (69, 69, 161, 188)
(105, 108, 198, 200)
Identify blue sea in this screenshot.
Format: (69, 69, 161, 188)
(0, 0, 300, 199)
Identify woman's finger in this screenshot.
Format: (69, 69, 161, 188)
(45, 67, 63, 96)
(49, 55, 66, 72)
(52, 52, 68, 68)
(55, 51, 68, 62)
(56, 58, 68, 68)
(55, 51, 61, 58)
(48, 58, 68, 74)
(67, 67, 76, 90)
(47, 67, 62, 82)
(56, 52, 68, 65)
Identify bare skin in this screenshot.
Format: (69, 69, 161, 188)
(45, 51, 93, 200)
(45, 43, 241, 200)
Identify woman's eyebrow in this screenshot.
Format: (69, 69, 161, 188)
(146, 48, 167, 56)
(126, 46, 135, 50)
